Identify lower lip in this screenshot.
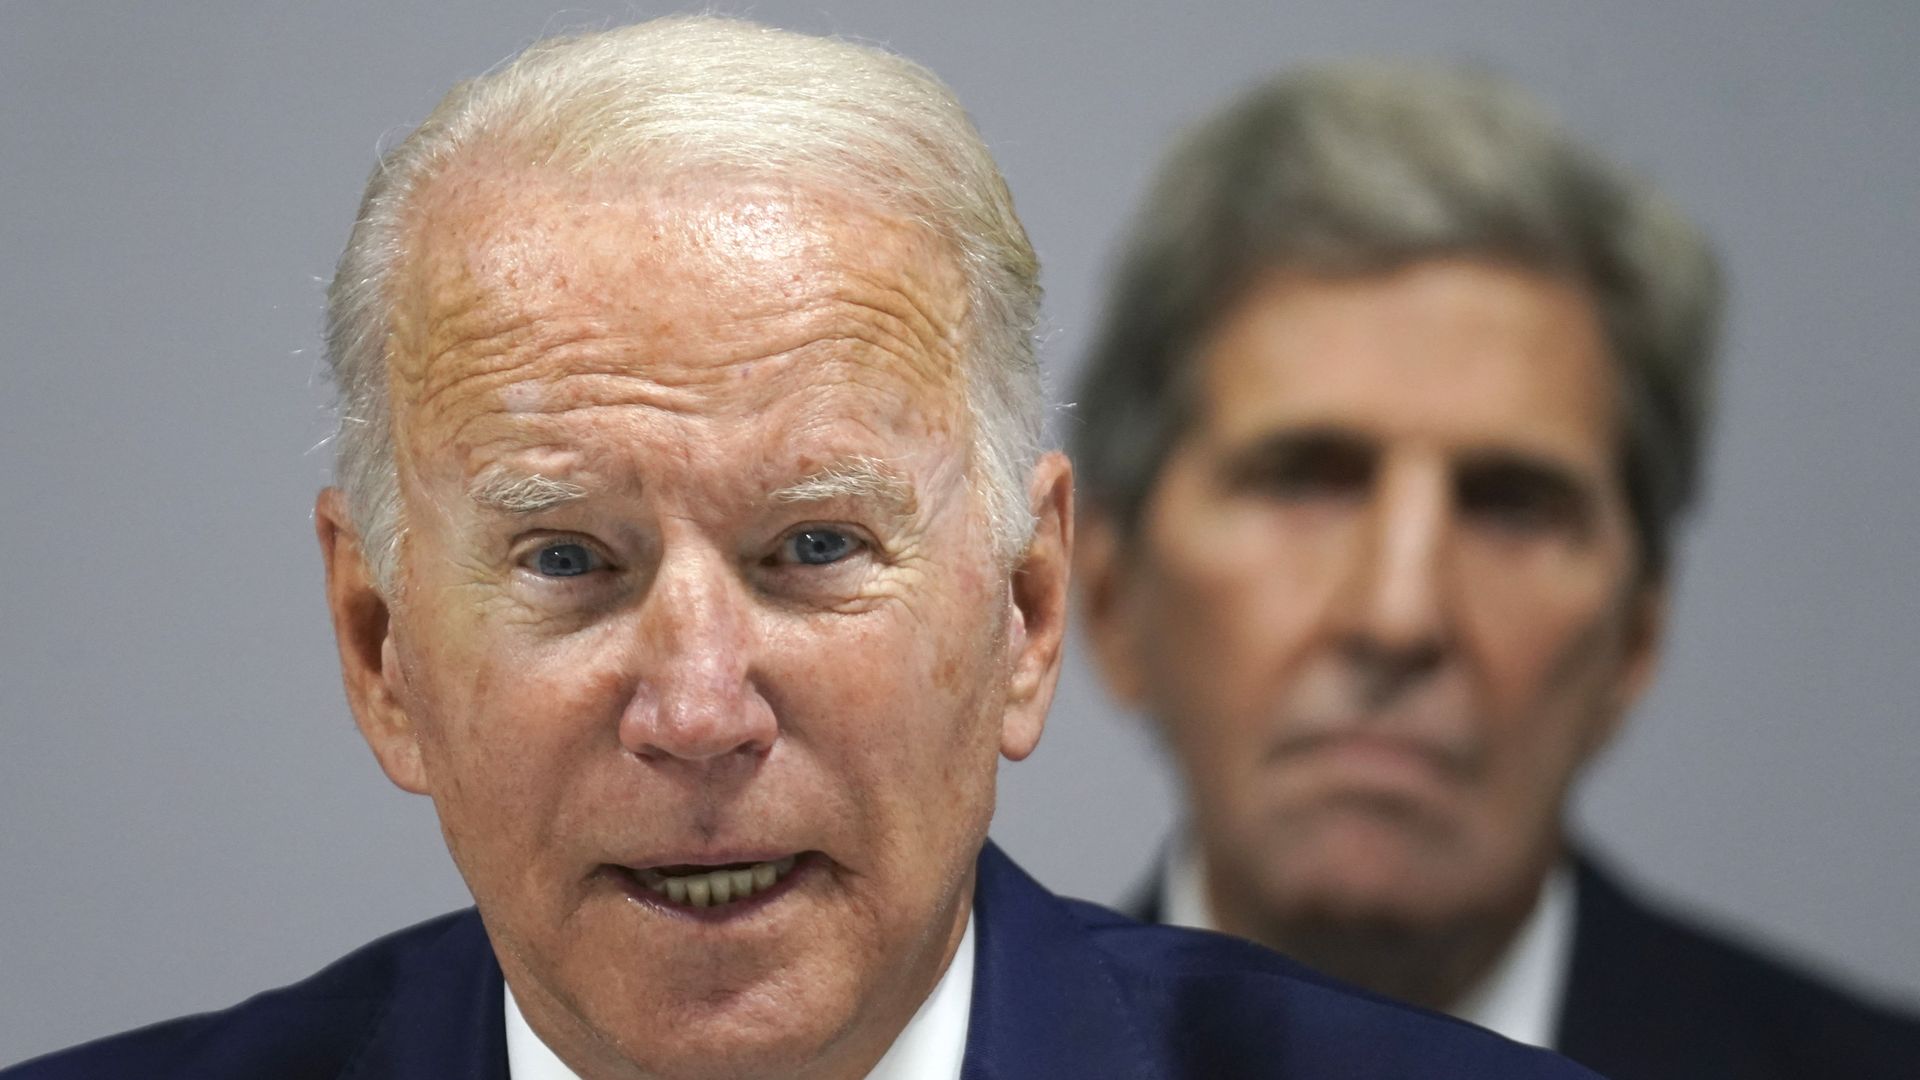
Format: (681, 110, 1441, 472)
(1288, 738, 1457, 787)
(605, 853, 820, 922)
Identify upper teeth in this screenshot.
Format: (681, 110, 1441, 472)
(638, 856, 798, 908)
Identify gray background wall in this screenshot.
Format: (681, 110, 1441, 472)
(3, 0, 1914, 1063)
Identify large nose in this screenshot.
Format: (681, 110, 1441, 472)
(1334, 456, 1451, 689)
(619, 542, 777, 764)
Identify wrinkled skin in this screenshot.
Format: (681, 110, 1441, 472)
(1080, 260, 1661, 1001)
(316, 163, 1071, 1080)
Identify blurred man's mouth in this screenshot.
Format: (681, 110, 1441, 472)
(1270, 731, 1477, 790)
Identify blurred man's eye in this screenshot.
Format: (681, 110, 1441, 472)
(1456, 462, 1588, 535)
(1223, 433, 1374, 501)
(778, 528, 861, 566)
(529, 541, 601, 577)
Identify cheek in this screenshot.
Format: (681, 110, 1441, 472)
(1454, 552, 1634, 785)
(789, 588, 1004, 838)
(820, 599, 1001, 753)
(400, 612, 631, 820)
(1134, 490, 1350, 720)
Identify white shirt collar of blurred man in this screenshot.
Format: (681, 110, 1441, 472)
(505, 914, 977, 1080)
(1160, 831, 1575, 1049)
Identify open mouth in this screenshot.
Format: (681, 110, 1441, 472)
(615, 854, 806, 912)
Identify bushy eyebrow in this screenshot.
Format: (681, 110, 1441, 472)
(467, 468, 589, 514)
(1453, 450, 1590, 497)
(770, 456, 918, 518)
(464, 457, 915, 518)
(1451, 450, 1597, 525)
(1220, 428, 1376, 483)
(1220, 427, 1595, 508)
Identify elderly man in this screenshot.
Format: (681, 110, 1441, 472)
(1073, 64, 1920, 1079)
(5, 19, 1601, 1080)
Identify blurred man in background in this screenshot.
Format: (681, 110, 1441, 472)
(1072, 64, 1920, 1078)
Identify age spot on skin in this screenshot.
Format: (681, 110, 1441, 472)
(499, 381, 549, 414)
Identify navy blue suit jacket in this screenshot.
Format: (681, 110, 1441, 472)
(1127, 847, 1920, 1079)
(7, 843, 1594, 1078)
(1555, 853, 1920, 1080)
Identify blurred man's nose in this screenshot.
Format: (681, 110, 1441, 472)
(1334, 457, 1451, 696)
(618, 543, 777, 764)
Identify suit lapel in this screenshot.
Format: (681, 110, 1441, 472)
(339, 910, 509, 1080)
(960, 843, 1157, 1080)
(1556, 851, 1775, 1079)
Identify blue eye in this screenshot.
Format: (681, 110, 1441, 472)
(784, 528, 857, 566)
(532, 542, 597, 577)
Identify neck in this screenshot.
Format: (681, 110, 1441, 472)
(1248, 910, 1525, 1012)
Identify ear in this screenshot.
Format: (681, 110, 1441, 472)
(1073, 508, 1147, 707)
(1587, 580, 1668, 759)
(999, 452, 1073, 762)
(315, 488, 429, 794)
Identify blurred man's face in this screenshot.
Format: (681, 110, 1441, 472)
(1082, 259, 1659, 940)
(317, 166, 1065, 1080)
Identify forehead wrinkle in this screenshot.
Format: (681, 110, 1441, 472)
(397, 168, 972, 407)
(406, 314, 624, 428)
(804, 348, 969, 446)
(826, 273, 968, 388)
(428, 309, 922, 432)
(390, 181, 550, 395)
(413, 335, 803, 466)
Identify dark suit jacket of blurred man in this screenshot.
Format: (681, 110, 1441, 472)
(1129, 847, 1920, 1080)
(5, 844, 1600, 1080)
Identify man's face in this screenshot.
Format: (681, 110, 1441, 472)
(1081, 259, 1659, 938)
(317, 165, 1066, 1079)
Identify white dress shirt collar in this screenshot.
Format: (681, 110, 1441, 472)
(505, 913, 976, 1079)
(1160, 831, 1575, 1049)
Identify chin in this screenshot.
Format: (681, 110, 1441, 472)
(502, 910, 877, 1080)
(1258, 810, 1495, 927)
(576, 981, 861, 1080)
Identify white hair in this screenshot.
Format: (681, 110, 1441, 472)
(325, 16, 1044, 593)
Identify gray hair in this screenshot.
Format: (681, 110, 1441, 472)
(1071, 63, 1721, 579)
(325, 16, 1043, 593)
